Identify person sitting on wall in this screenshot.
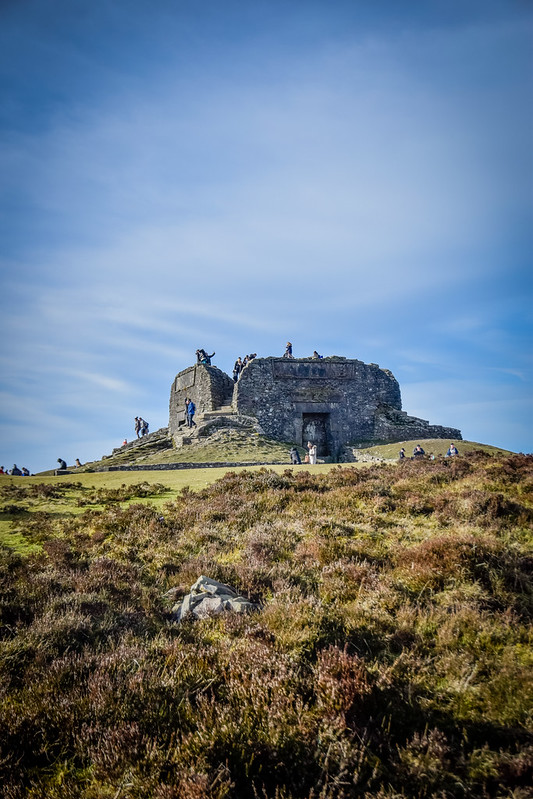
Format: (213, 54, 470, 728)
(57, 458, 67, 470)
(75, 458, 83, 467)
(11, 464, 22, 476)
(283, 342, 294, 359)
(311, 350, 323, 359)
(446, 443, 459, 457)
(289, 447, 301, 465)
(22, 467, 30, 476)
(196, 349, 215, 366)
(412, 445, 425, 459)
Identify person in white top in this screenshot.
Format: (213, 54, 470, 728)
(307, 441, 317, 464)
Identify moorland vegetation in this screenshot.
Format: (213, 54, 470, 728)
(0, 452, 532, 798)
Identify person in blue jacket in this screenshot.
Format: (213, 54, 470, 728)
(283, 342, 293, 358)
(185, 398, 197, 427)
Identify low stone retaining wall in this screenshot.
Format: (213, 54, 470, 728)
(98, 461, 289, 472)
(56, 460, 330, 475)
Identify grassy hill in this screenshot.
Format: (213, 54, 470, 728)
(42, 428, 306, 474)
(0, 452, 531, 797)
(352, 439, 515, 460)
(41, 428, 516, 475)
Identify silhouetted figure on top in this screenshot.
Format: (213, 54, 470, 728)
(196, 349, 215, 365)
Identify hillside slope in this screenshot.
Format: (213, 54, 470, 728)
(1, 452, 531, 797)
(42, 425, 515, 474)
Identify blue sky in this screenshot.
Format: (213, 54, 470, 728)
(1, 0, 531, 473)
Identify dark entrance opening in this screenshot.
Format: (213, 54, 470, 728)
(302, 413, 330, 456)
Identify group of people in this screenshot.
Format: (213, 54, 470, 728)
(283, 343, 322, 360)
(134, 417, 149, 438)
(232, 353, 257, 382)
(0, 460, 82, 475)
(1, 465, 30, 476)
(201, 343, 323, 380)
(56, 458, 83, 470)
(399, 443, 460, 461)
(289, 441, 318, 465)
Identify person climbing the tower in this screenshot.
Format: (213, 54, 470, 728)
(233, 357, 243, 382)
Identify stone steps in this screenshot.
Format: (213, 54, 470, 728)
(201, 409, 237, 420)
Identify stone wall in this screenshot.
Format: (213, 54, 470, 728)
(235, 357, 407, 459)
(169, 365, 234, 436)
(373, 405, 461, 444)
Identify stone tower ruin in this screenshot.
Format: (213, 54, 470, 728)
(169, 356, 461, 459)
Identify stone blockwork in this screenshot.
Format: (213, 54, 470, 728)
(169, 365, 234, 436)
(169, 357, 461, 458)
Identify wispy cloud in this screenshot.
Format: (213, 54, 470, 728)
(1, 2, 531, 469)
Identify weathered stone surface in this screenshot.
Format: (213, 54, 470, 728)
(172, 576, 257, 622)
(111, 428, 171, 455)
(169, 365, 234, 437)
(169, 357, 461, 458)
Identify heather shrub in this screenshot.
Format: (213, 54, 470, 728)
(0, 453, 531, 797)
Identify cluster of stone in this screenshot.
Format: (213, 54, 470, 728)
(172, 576, 256, 622)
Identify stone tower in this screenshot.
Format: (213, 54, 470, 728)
(169, 357, 461, 458)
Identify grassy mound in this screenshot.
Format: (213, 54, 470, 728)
(53, 428, 306, 473)
(1, 452, 531, 797)
(354, 439, 515, 460)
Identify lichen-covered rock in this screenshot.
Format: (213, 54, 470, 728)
(172, 575, 257, 622)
